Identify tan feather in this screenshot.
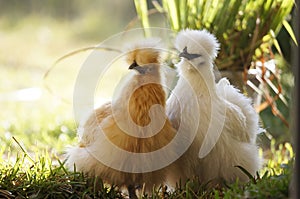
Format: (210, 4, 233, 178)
(66, 41, 177, 196)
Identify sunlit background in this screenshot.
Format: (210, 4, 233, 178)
(0, 0, 297, 197)
(0, 0, 139, 154)
(0, 0, 295, 171)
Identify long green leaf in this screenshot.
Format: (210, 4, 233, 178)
(164, 0, 180, 31)
(134, 0, 151, 37)
(134, 0, 295, 71)
(282, 19, 298, 45)
(152, 0, 164, 13)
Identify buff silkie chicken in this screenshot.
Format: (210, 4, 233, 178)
(66, 39, 178, 198)
(166, 29, 262, 186)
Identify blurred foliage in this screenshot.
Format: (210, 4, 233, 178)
(0, 0, 136, 156)
(0, 0, 78, 19)
(134, 0, 296, 70)
(0, 0, 136, 41)
(133, 0, 297, 144)
(0, 97, 77, 156)
(262, 139, 294, 175)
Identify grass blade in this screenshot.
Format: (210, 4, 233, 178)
(235, 165, 256, 184)
(12, 136, 35, 164)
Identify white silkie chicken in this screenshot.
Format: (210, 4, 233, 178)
(166, 29, 262, 186)
(66, 40, 179, 198)
(216, 78, 261, 144)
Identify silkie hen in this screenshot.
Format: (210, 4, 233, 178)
(166, 29, 262, 186)
(216, 78, 261, 144)
(66, 39, 178, 198)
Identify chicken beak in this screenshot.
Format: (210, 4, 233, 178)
(179, 46, 201, 60)
(179, 51, 189, 59)
(128, 62, 146, 74)
(129, 61, 138, 69)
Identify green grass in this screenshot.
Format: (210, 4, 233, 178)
(0, 153, 123, 198)
(0, 140, 294, 198)
(0, 6, 295, 199)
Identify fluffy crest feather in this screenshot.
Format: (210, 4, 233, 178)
(175, 29, 220, 60)
(124, 38, 163, 66)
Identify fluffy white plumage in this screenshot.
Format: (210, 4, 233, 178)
(166, 29, 262, 185)
(216, 78, 262, 144)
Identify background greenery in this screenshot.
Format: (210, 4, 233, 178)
(133, 0, 297, 148)
(0, 0, 296, 198)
